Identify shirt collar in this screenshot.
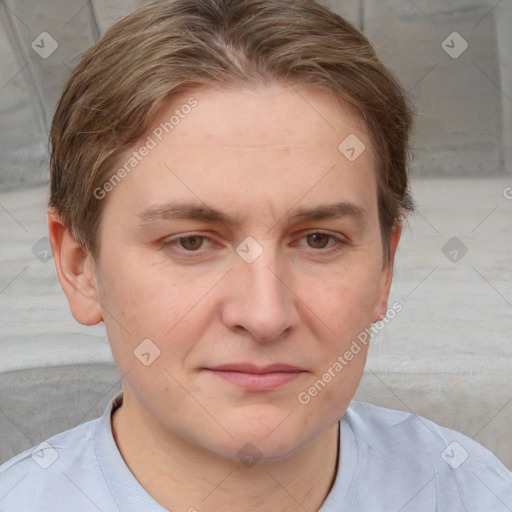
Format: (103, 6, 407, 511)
(94, 392, 352, 511)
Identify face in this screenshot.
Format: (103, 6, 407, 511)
(80, 83, 397, 460)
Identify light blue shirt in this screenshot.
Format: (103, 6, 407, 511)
(1, 394, 511, 511)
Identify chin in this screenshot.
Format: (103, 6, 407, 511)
(203, 406, 314, 462)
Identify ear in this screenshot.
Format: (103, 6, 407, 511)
(48, 209, 103, 326)
(372, 223, 402, 323)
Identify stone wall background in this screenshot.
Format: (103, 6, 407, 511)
(1, 0, 510, 188)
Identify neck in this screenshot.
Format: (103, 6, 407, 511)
(111, 393, 340, 511)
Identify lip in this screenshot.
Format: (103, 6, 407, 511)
(203, 363, 306, 390)
(207, 363, 304, 374)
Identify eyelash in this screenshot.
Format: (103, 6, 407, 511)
(160, 230, 347, 256)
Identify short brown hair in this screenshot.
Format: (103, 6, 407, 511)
(49, 0, 414, 260)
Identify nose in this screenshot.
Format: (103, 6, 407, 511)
(220, 246, 300, 343)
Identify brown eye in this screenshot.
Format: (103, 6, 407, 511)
(179, 236, 204, 251)
(306, 233, 330, 249)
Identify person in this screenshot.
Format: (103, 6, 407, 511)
(1, 0, 511, 510)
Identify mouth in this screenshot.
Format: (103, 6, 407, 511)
(202, 363, 306, 390)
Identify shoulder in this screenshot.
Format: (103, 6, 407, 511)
(0, 417, 112, 511)
(345, 401, 504, 463)
(340, 401, 512, 510)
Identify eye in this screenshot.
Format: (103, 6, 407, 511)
(160, 230, 346, 258)
(160, 233, 213, 254)
(306, 233, 331, 249)
(296, 230, 347, 252)
(178, 235, 205, 251)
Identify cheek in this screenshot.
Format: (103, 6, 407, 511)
(303, 257, 383, 336)
(98, 254, 177, 330)
(96, 254, 218, 369)
(93, 257, 168, 368)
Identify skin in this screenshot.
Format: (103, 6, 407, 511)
(49, 82, 400, 511)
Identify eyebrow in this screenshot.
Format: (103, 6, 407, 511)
(136, 200, 367, 228)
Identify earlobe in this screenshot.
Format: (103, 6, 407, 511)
(48, 209, 103, 326)
(373, 224, 402, 323)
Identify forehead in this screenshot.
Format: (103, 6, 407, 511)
(169, 83, 369, 155)
(103, 82, 377, 228)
